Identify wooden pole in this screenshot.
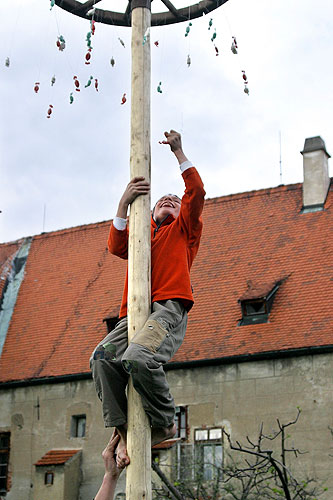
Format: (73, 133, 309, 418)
(127, 3, 152, 500)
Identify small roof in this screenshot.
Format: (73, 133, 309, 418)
(35, 449, 81, 466)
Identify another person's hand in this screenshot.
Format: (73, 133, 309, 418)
(102, 430, 123, 479)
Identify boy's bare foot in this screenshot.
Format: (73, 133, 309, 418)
(115, 425, 130, 468)
(151, 423, 177, 447)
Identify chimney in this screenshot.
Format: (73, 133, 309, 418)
(301, 136, 331, 212)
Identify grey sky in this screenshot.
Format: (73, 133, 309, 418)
(1, 0, 332, 243)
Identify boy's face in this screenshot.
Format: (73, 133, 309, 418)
(153, 194, 181, 224)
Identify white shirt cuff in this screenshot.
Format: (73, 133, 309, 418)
(113, 217, 127, 230)
(179, 160, 193, 173)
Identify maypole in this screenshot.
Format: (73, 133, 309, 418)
(54, 1, 230, 498)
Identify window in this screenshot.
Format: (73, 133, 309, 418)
(238, 280, 283, 326)
(175, 406, 187, 439)
(0, 433, 10, 495)
(70, 415, 86, 438)
(176, 428, 223, 483)
(44, 472, 54, 485)
(103, 316, 119, 334)
(194, 427, 223, 481)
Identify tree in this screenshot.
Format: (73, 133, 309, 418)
(152, 409, 329, 500)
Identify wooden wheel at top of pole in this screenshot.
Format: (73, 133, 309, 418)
(54, 0, 229, 26)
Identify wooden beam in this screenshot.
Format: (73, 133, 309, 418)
(126, 5, 152, 500)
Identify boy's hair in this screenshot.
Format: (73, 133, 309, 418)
(152, 194, 181, 217)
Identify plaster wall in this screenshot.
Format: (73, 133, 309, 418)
(0, 352, 332, 499)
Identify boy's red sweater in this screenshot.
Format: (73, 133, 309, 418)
(108, 167, 205, 318)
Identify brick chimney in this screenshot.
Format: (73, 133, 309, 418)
(301, 136, 331, 211)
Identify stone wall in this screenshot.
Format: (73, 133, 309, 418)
(0, 352, 332, 499)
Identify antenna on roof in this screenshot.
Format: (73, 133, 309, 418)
(279, 130, 283, 185)
(42, 203, 46, 233)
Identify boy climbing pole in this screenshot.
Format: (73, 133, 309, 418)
(90, 129, 205, 469)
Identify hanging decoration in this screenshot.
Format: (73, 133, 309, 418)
(90, 19, 96, 35)
(185, 22, 192, 37)
(214, 45, 219, 56)
(50, 0, 55, 10)
(47, 104, 54, 118)
(51, 75, 56, 86)
(69, 92, 74, 104)
(154, 41, 159, 47)
(85, 48, 92, 65)
(242, 70, 249, 95)
(187, 54, 191, 67)
(231, 36, 238, 54)
(85, 75, 93, 88)
(118, 37, 125, 48)
(86, 31, 93, 49)
(208, 18, 213, 30)
(56, 35, 66, 51)
(5, 57, 10, 67)
(210, 29, 217, 43)
(157, 82, 162, 93)
(95, 78, 99, 92)
(34, 82, 40, 94)
(121, 93, 127, 104)
(143, 28, 150, 45)
(110, 57, 115, 67)
(73, 75, 80, 91)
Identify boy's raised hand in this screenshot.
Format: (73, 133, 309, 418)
(162, 129, 182, 152)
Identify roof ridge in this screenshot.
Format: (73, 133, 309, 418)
(205, 182, 302, 205)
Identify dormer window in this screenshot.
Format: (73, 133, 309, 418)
(238, 279, 285, 326)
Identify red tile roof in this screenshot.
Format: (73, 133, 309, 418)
(0, 181, 332, 383)
(35, 449, 81, 466)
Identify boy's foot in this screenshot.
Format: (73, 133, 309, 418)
(115, 426, 130, 468)
(151, 423, 177, 446)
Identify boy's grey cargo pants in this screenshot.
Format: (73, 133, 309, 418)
(90, 299, 188, 428)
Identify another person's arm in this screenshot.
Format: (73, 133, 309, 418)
(95, 431, 122, 500)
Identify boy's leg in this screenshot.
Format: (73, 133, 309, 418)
(90, 317, 129, 428)
(121, 300, 187, 437)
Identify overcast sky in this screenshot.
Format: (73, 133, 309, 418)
(1, 0, 332, 244)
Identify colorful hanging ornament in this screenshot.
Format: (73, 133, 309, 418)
(95, 78, 99, 92)
(208, 18, 213, 30)
(69, 92, 74, 104)
(50, 0, 55, 10)
(85, 75, 93, 88)
(34, 82, 40, 94)
(187, 54, 191, 67)
(118, 37, 125, 48)
(242, 70, 249, 95)
(47, 104, 53, 118)
(121, 93, 126, 105)
(56, 35, 66, 51)
(143, 27, 150, 45)
(85, 48, 92, 65)
(110, 57, 115, 67)
(154, 40, 159, 47)
(157, 82, 162, 93)
(90, 19, 96, 35)
(185, 22, 192, 37)
(51, 75, 56, 86)
(211, 29, 216, 43)
(73, 75, 80, 92)
(86, 31, 93, 49)
(5, 57, 10, 67)
(214, 45, 219, 56)
(231, 36, 238, 54)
